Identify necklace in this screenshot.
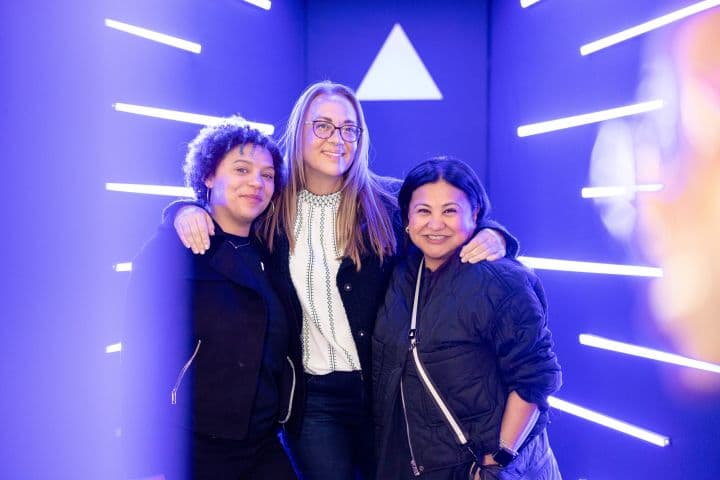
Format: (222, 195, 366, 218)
(228, 238, 251, 249)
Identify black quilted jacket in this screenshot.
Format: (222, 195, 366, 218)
(373, 250, 562, 476)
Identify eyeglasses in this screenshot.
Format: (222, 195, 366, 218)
(305, 120, 363, 143)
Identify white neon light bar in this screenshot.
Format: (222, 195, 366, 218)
(244, 0, 272, 10)
(518, 256, 663, 277)
(548, 396, 670, 447)
(520, 0, 542, 7)
(105, 342, 123, 354)
(104, 19, 201, 54)
(517, 100, 663, 137)
(113, 262, 133, 272)
(106, 182, 195, 198)
(113, 103, 275, 135)
(581, 183, 664, 198)
(580, 334, 720, 374)
(580, 0, 720, 55)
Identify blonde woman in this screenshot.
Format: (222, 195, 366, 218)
(168, 82, 517, 479)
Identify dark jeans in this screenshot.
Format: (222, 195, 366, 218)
(285, 371, 375, 480)
(193, 430, 297, 480)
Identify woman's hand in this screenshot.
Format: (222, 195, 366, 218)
(174, 205, 214, 254)
(460, 228, 506, 263)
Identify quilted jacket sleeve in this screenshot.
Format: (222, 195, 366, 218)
(491, 270, 561, 410)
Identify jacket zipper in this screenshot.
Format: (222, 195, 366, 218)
(171, 339, 202, 405)
(400, 377, 423, 476)
(279, 356, 296, 424)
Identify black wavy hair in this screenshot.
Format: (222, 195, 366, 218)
(398, 156, 491, 227)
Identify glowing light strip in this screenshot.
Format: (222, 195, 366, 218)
(580, 0, 720, 55)
(548, 396, 670, 447)
(517, 100, 663, 137)
(104, 19, 201, 54)
(113, 262, 133, 272)
(520, 0, 542, 7)
(581, 183, 664, 198)
(106, 182, 195, 198)
(105, 342, 123, 354)
(113, 103, 275, 134)
(244, 0, 272, 10)
(518, 256, 662, 277)
(580, 334, 720, 374)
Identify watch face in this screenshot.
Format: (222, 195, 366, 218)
(492, 447, 516, 467)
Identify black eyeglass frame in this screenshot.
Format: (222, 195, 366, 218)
(304, 120, 363, 143)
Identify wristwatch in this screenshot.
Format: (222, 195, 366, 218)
(491, 440, 518, 467)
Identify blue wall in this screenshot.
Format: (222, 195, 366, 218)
(2, 1, 718, 478)
(1, 1, 304, 477)
(306, 0, 491, 181)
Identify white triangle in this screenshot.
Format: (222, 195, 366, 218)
(356, 23, 443, 101)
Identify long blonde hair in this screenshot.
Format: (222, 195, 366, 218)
(265, 81, 397, 269)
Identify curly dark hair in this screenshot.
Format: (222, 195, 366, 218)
(183, 116, 284, 208)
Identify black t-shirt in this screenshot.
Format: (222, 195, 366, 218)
(225, 233, 290, 439)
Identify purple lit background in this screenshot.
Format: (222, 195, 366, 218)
(2, 0, 719, 478)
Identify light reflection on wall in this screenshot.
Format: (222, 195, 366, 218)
(588, 120, 638, 242)
(593, 9, 720, 392)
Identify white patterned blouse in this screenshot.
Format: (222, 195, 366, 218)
(288, 189, 361, 375)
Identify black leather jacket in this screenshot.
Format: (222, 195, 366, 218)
(372, 250, 561, 475)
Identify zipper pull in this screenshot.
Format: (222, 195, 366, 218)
(408, 329, 417, 351)
(410, 460, 423, 476)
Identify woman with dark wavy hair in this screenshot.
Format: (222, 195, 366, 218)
(373, 157, 562, 480)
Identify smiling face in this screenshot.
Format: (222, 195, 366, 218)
(301, 93, 358, 194)
(204, 144, 275, 236)
(407, 179, 479, 271)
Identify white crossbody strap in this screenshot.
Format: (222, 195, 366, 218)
(409, 260, 471, 448)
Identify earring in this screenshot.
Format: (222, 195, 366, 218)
(405, 226, 410, 234)
(205, 187, 211, 205)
